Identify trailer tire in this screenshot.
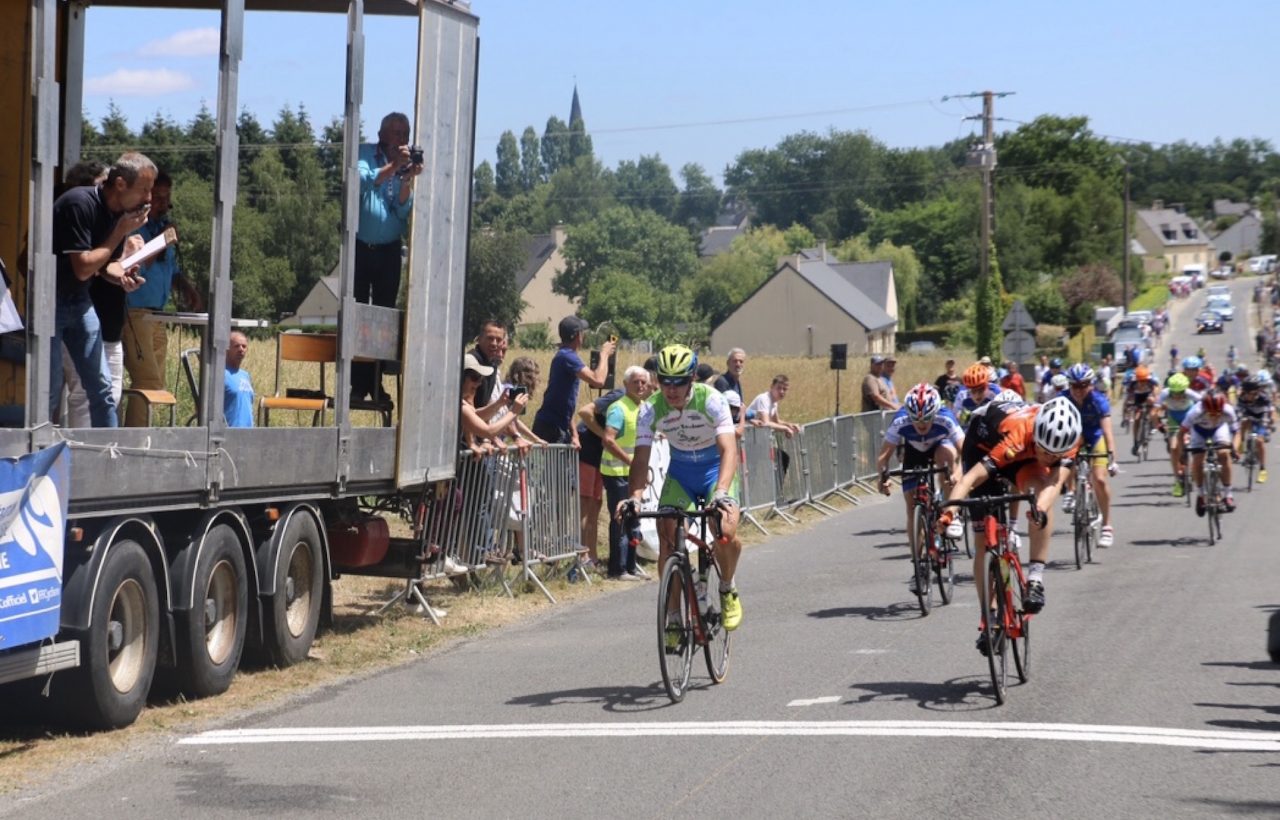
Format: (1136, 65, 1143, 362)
(176, 524, 247, 697)
(59, 540, 159, 730)
(263, 513, 323, 667)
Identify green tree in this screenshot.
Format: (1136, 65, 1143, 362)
(580, 269, 662, 340)
(556, 206, 699, 306)
(271, 104, 317, 177)
(185, 104, 219, 181)
(544, 155, 613, 226)
(612, 154, 678, 219)
(473, 160, 496, 202)
(674, 163, 721, 231)
(568, 112, 593, 163)
(137, 111, 185, 175)
(494, 130, 520, 198)
(995, 114, 1120, 196)
(465, 229, 528, 337)
(541, 115, 570, 179)
(237, 109, 269, 170)
(1022, 279, 1069, 326)
(519, 126, 541, 191)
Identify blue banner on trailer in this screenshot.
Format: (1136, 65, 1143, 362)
(0, 444, 70, 649)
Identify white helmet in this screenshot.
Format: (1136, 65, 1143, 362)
(1050, 373, 1069, 390)
(994, 388, 1025, 405)
(1033, 396, 1082, 455)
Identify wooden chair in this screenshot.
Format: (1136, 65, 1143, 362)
(121, 388, 177, 426)
(259, 332, 335, 427)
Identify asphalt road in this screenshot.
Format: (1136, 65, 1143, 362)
(4, 278, 1277, 819)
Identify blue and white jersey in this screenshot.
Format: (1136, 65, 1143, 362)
(1158, 388, 1200, 425)
(883, 406, 964, 453)
(951, 382, 998, 422)
(1180, 402, 1238, 435)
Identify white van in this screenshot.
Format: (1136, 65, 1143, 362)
(1182, 263, 1207, 288)
(1248, 255, 1277, 274)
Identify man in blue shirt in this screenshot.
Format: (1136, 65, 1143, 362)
(351, 111, 422, 405)
(122, 171, 203, 426)
(224, 330, 254, 428)
(532, 316, 614, 445)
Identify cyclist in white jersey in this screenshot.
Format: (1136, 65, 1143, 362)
(617, 344, 744, 630)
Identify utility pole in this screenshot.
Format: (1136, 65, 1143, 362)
(951, 90, 1015, 284)
(1122, 160, 1131, 313)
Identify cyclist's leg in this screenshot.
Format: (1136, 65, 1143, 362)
(933, 442, 961, 489)
(656, 471, 698, 616)
(901, 447, 930, 561)
(1214, 427, 1233, 491)
(1087, 436, 1112, 528)
(1017, 461, 1064, 610)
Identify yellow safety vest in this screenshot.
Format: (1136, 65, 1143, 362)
(600, 394, 641, 477)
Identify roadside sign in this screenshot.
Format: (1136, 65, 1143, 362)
(1002, 329, 1037, 363)
(1002, 300, 1037, 333)
(0, 444, 69, 649)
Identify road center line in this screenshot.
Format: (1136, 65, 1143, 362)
(179, 720, 1280, 752)
(788, 696, 842, 707)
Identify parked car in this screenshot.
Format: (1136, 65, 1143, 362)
(1210, 265, 1234, 279)
(1207, 295, 1234, 321)
(1207, 284, 1231, 300)
(906, 340, 937, 354)
(1196, 312, 1224, 334)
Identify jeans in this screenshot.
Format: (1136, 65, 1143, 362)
(351, 239, 402, 399)
(52, 295, 117, 427)
(603, 474, 637, 576)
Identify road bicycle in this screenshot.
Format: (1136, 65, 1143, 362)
(886, 464, 956, 615)
(1132, 408, 1153, 462)
(944, 488, 1037, 705)
(1194, 444, 1233, 546)
(628, 503, 730, 703)
(1067, 452, 1107, 569)
(1239, 423, 1268, 492)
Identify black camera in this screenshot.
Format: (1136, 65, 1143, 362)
(409, 146, 424, 165)
(505, 384, 528, 399)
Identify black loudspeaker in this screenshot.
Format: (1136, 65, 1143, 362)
(830, 343, 848, 371)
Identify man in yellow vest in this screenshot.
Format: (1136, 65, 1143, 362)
(601, 365, 652, 580)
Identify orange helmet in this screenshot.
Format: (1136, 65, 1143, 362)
(962, 364, 993, 389)
(1134, 365, 1150, 381)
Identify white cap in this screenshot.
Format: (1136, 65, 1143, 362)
(723, 389, 743, 408)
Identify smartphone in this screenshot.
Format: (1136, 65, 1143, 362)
(609, 334, 619, 344)
(506, 384, 528, 399)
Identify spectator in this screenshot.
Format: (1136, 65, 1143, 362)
(459, 353, 525, 453)
(1033, 354, 1050, 386)
(531, 315, 614, 444)
(600, 365, 652, 581)
(713, 348, 747, 424)
(469, 319, 514, 419)
(861, 355, 898, 412)
(879, 356, 900, 407)
(122, 170, 204, 427)
(695, 362, 716, 384)
(747, 375, 801, 438)
(351, 111, 423, 406)
(574, 372, 627, 572)
(503, 356, 544, 445)
(1097, 355, 1113, 398)
(223, 330, 254, 428)
(52, 151, 153, 427)
(934, 358, 961, 404)
(999, 360, 1026, 399)
(1037, 357, 1063, 401)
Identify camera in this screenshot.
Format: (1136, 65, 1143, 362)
(409, 146, 424, 165)
(505, 384, 528, 399)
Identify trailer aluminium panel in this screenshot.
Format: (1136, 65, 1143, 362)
(0, 0, 477, 730)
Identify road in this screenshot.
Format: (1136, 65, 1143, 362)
(3, 278, 1277, 819)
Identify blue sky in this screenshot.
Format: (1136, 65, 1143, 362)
(83, 1, 1280, 184)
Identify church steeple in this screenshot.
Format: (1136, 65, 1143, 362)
(570, 84, 582, 125)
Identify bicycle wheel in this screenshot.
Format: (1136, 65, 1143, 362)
(1072, 500, 1086, 570)
(1085, 490, 1098, 564)
(1244, 441, 1255, 492)
(1010, 570, 1030, 683)
(961, 507, 973, 558)
(911, 505, 933, 615)
(1205, 468, 1218, 547)
(985, 554, 1009, 705)
(657, 556, 695, 703)
(936, 529, 955, 605)
(700, 553, 731, 685)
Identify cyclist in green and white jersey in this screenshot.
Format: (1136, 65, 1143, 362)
(617, 344, 744, 631)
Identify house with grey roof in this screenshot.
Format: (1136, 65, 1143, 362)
(516, 225, 579, 330)
(1133, 201, 1215, 274)
(1210, 211, 1263, 261)
(280, 273, 340, 326)
(697, 201, 750, 257)
(1213, 199, 1251, 219)
(709, 255, 896, 356)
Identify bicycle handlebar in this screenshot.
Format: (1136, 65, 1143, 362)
(942, 492, 1037, 510)
(883, 465, 948, 478)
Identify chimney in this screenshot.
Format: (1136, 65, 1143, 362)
(1152, 199, 1164, 211)
(551, 223, 566, 247)
(818, 241, 829, 262)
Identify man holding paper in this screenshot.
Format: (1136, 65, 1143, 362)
(51, 152, 153, 427)
(122, 171, 202, 427)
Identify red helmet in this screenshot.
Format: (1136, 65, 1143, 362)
(1201, 390, 1225, 414)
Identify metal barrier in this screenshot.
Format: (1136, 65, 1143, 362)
(849, 410, 886, 493)
(833, 414, 861, 499)
(518, 443, 588, 601)
(802, 417, 856, 506)
(770, 430, 808, 521)
(740, 426, 778, 529)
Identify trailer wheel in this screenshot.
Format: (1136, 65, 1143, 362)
(59, 540, 159, 730)
(263, 513, 323, 667)
(176, 524, 247, 697)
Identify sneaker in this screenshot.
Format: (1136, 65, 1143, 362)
(720, 589, 743, 631)
(443, 555, 469, 576)
(1196, 495, 1206, 517)
(630, 563, 651, 580)
(616, 571, 643, 582)
(1061, 493, 1076, 513)
(663, 622, 684, 654)
(976, 625, 1003, 657)
(1131, 442, 1140, 457)
(1223, 495, 1236, 513)
(1260, 469, 1269, 484)
(945, 520, 964, 540)
(1098, 525, 1114, 548)
(624, 570, 647, 581)
(1023, 580, 1046, 614)
(1171, 480, 1184, 498)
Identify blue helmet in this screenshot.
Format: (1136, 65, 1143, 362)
(1182, 356, 1203, 370)
(1065, 363, 1094, 383)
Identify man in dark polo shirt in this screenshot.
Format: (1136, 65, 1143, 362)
(51, 152, 153, 427)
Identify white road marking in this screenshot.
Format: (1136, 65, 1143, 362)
(180, 721, 1280, 751)
(851, 649, 887, 655)
(787, 696, 842, 707)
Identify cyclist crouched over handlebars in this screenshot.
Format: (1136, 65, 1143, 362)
(616, 345, 744, 632)
(938, 397, 1082, 649)
(1181, 390, 1240, 514)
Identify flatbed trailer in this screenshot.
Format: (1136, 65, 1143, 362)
(0, 0, 478, 729)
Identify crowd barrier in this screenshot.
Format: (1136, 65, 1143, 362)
(403, 412, 892, 618)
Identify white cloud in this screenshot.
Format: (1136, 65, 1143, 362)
(85, 68, 197, 97)
(137, 27, 220, 58)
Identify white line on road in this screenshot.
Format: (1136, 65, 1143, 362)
(787, 696, 842, 707)
(180, 721, 1280, 752)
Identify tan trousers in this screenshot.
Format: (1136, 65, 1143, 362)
(122, 308, 169, 427)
